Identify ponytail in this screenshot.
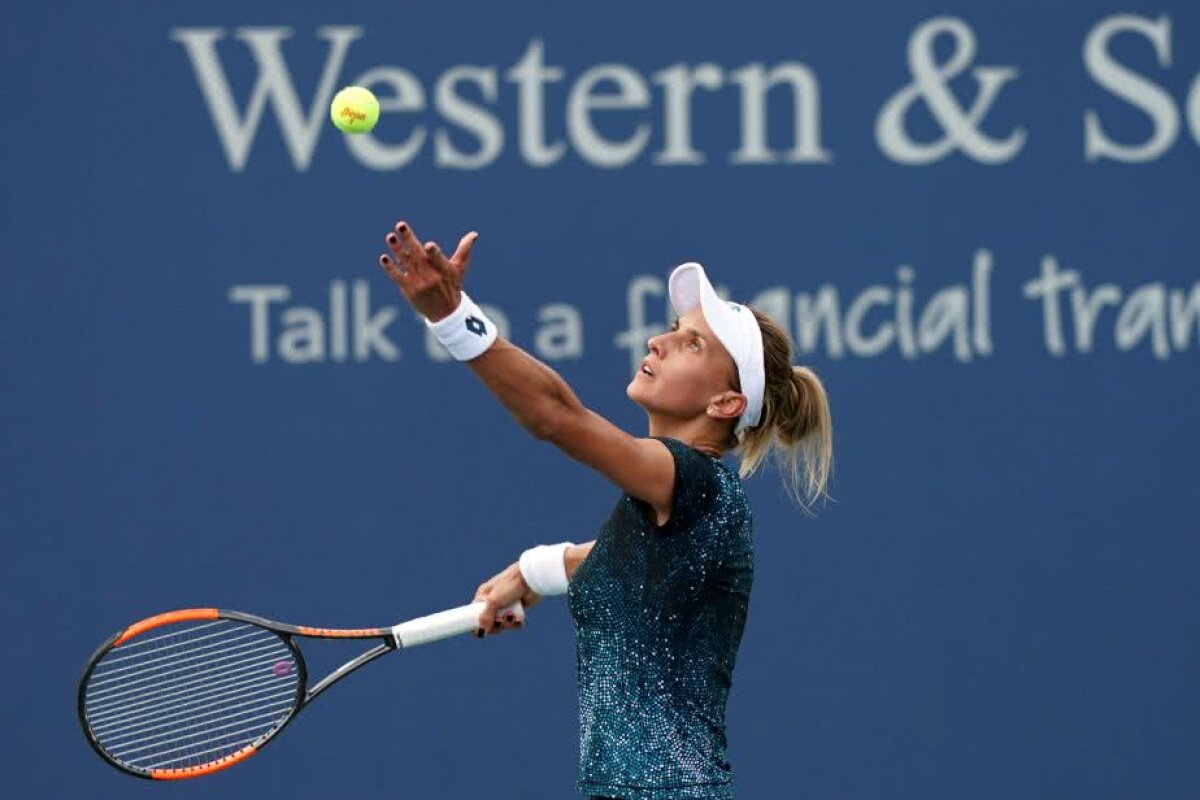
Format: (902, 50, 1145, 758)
(734, 310, 834, 515)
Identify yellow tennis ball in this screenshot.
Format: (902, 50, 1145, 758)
(330, 86, 380, 134)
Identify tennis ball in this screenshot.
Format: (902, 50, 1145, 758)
(330, 86, 380, 134)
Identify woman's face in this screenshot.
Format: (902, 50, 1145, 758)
(627, 307, 741, 422)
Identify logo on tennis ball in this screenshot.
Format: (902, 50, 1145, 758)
(330, 86, 380, 134)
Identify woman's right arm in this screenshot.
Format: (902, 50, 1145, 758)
(378, 220, 675, 516)
(464, 339, 675, 515)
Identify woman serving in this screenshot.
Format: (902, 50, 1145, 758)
(378, 221, 833, 800)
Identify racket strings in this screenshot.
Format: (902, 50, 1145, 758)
(97, 621, 226, 661)
(83, 619, 300, 772)
(116, 705, 295, 762)
(87, 637, 288, 704)
(88, 669, 289, 732)
(89, 626, 271, 680)
(94, 683, 295, 745)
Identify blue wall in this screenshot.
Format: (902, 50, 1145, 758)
(3, 1, 1198, 797)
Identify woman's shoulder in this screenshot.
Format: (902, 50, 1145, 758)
(651, 436, 750, 517)
(652, 436, 738, 478)
(651, 436, 721, 482)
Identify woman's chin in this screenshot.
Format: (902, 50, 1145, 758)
(626, 380, 647, 405)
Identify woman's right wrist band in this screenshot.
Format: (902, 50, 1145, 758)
(519, 542, 575, 596)
(424, 290, 497, 361)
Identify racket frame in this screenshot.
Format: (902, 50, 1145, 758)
(78, 608, 401, 780)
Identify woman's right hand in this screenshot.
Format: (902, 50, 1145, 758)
(378, 220, 478, 323)
(473, 561, 543, 638)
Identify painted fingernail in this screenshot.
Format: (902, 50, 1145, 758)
(504, 614, 514, 623)
(475, 628, 483, 638)
(397, 222, 408, 232)
(387, 234, 397, 244)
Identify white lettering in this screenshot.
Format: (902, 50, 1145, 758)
(652, 63, 723, 165)
(344, 66, 426, 169)
(280, 307, 325, 363)
(1022, 256, 1079, 356)
(1025, 263, 1198, 358)
(1170, 284, 1200, 349)
(1070, 282, 1122, 353)
(534, 303, 584, 360)
(794, 286, 845, 359)
(434, 66, 504, 169)
(353, 281, 400, 360)
(1084, 14, 1180, 163)
(918, 286, 971, 361)
(171, 26, 361, 171)
(1116, 283, 1170, 359)
(877, 17, 1025, 165)
(568, 65, 652, 168)
(229, 284, 290, 362)
(230, 282, 401, 364)
(972, 249, 994, 357)
(1190, 73, 1200, 146)
(729, 63, 831, 164)
(844, 287, 895, 357)
(330, 280, 348, 361)
(895, 266, 918, 359)
(506, 40, 566, 167)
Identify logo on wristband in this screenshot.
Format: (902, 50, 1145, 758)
(465, 316, 488, 337)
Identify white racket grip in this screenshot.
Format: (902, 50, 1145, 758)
(390, 600, 525, 648)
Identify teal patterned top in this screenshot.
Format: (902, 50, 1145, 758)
(568, 436, 755, 799)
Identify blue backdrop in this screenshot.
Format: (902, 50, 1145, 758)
(3, 1, 1198, 798)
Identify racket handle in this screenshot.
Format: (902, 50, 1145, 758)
(390, 600, 526, 648)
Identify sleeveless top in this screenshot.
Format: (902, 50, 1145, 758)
(567, 436, 755, 799)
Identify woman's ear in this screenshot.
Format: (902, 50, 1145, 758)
(707, 391, 747, 420)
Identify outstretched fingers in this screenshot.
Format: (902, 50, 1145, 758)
(384, 221, 424, 272)
(378, 252, 406, 286)
(424, 241, 449, 273)
(395, 221, 425, 263)
(450, 231, 478, 275)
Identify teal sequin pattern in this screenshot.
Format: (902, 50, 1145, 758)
(568, 437, 755, 800)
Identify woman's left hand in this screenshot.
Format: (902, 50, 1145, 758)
(473, 561, 543, 637)
(378, 220, 479, 322)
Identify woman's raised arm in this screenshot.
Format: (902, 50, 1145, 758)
(378, 220, 674, 513)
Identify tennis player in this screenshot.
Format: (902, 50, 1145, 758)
(378, 221, 832, 800)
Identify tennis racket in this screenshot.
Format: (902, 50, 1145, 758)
(77, 599, 524, 779)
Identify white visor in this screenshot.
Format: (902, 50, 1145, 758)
(668, 262, 765, 434)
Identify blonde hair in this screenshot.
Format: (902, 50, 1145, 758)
(730, 308, 834, 515)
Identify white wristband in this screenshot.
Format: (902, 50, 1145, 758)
(424, 291, 498, 361)
(519, 542, 575, 596)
